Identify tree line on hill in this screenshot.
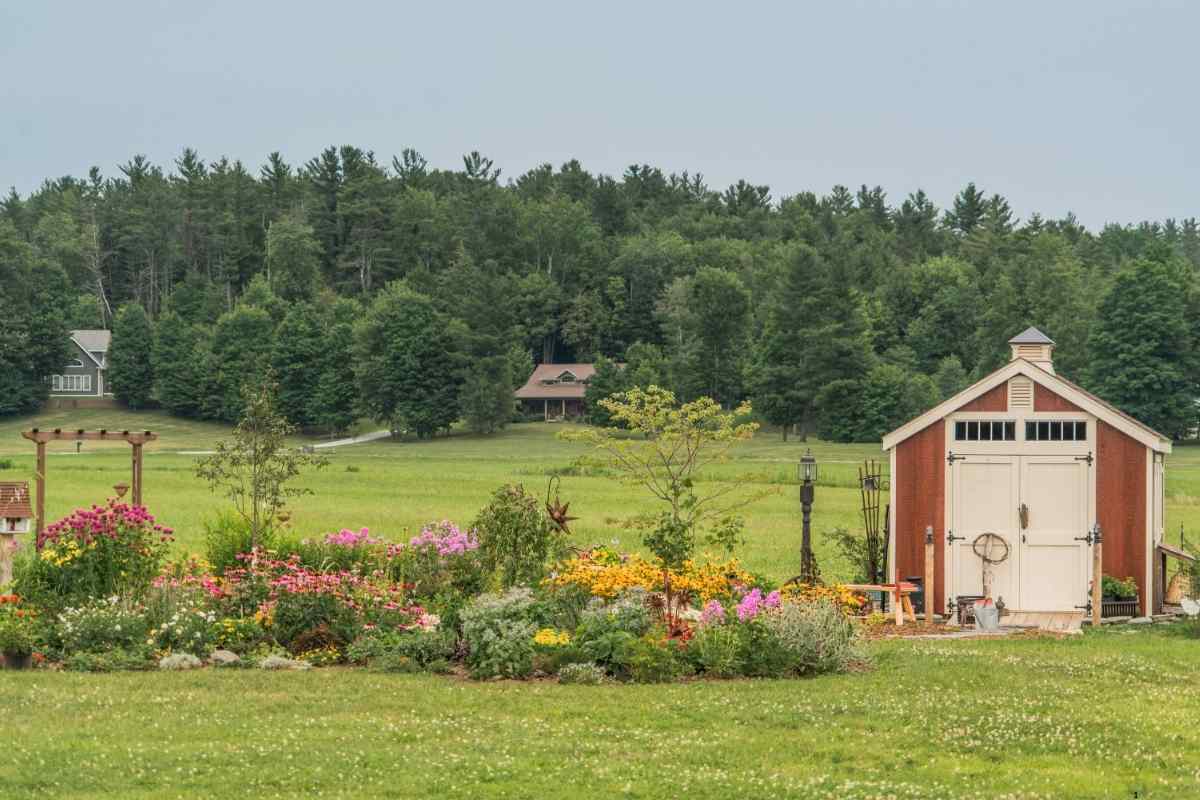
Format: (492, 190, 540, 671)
(2, 147, 1199, 439)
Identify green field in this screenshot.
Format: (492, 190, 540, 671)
(2, 625, 1199, 798)
(4, 408, 1200, 582)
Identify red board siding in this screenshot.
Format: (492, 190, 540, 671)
(1096, 420, 1148, 615)
(1034, 384, 1083, 412)
(894, 422, 945, 614)
(957, 383, 1007, 412)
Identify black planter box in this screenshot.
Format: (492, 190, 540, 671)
(1101, 598, 1140, 618)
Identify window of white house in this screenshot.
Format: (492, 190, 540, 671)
(1025, 420, 1086, 441)
(52, 374, 91, 392)
(68, 357, 85, 367)
(954, 420, 1016, 441)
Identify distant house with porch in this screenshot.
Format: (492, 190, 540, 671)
(48, 330, 111, 398)
(515, 363, 598, 420)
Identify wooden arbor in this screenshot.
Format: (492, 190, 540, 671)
(20, 429, 158, 537)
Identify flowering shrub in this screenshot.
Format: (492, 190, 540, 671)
(0, 595, 37, 656)
(148, 605, 218, 656)
(347, 626, 455, 671)
(56, 597, 150, 654)
(16, 502, 173, 609)
(558, 662, 606, 685)
(735, 588, 781, 621)
(690, 624, 743, 677)
(460, 588, 541, 679)
(387, 521, 486, 600)
(548, 548, 753, 603)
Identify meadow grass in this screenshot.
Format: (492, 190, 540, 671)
(2, 625, 1199, 798)
(2, 409, 1199, 582)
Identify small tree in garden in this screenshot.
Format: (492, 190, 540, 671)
(561, 387, 769, 620)
(194, 381, 328, 548)
(473, 484, 566, 589)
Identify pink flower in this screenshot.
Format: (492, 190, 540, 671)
(765, 590, 781, 609)
(736, 588, 764, 622)
(700, 599, 726, 626)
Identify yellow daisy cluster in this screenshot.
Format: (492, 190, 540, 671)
(780, 582, 867, 615)
(40, 539, 89, 567)
(532, 628, 571, 647)
(548, 550, 751, 602)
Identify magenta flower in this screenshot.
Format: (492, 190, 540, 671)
(700, 599, 726, 625)
(736, 588, 764, 622)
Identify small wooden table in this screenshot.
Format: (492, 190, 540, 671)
(843, 582, 918, 625)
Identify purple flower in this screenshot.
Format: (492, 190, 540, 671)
(700, 599, 726, 625)
(765, 590, 781, 609)
(736, 588, 764, 622)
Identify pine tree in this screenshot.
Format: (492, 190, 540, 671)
(211, 305, 275, 422)
(354, 282, 461, 438)
(271, 302, 324, 429)
(107, 302, 155, 408)
(945, 182, 987, 235)
(152, 311, 204, 416)
(312, 298, 360, 435)
(1085, 259, 1195, 437)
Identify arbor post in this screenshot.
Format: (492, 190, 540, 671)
(35, 441, 46, 539)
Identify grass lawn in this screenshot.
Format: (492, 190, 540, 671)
(2, 625, 1199, 798)
(3, 410, 1200, 797)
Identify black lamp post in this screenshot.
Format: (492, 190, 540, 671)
(799, 449, 819, 583)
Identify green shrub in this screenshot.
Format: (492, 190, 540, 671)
(472, 484, 566, 589)
(626, 635, 689, 683)
(734, 619, 797, 678)
(558, 662, 606, 685)
(460, 588, 539, 679)
(691, 624, 743, 677)
(64, 645, 155, 672)
(148, 605, 218, 656)
(760, 600, 860, 676)
(346, 627, 456, 668)
(577, 592, 652, 639)
(56, 597, 150, 654)
(204, 511, 263, 575)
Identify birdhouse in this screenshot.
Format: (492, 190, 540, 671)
(0, 481, 33, 535)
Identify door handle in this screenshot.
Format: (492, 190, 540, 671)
(1019, 503, 1029, 530)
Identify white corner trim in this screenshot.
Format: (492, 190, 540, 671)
(1145, 447, 1154, 617)
(70, 337, 105, 368)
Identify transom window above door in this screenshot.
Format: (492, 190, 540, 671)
(1026, 420, 1087, 441)
(954, 420, 1016, 441)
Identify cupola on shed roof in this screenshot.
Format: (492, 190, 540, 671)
(1008, 326, 1055, 374)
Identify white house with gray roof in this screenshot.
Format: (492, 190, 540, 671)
(49, 330, 111, 398)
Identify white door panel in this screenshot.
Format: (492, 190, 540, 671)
(951, 458, 1019, 608)
(1019, 457, 1089, 612)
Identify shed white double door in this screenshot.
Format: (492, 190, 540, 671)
(950, 455, 1091, 612)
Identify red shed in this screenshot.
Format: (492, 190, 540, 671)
(882, 328, 1171, 618)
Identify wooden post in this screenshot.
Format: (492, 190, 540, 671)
(131, 443, 143, 507)
(0, 532, 14, 585)
(35, 441, 46, 539)
(1091, 524, 1103, 627)
(894, 564, 904, 627)
(924, 525, 935, 624)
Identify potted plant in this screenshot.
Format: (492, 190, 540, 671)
(0, 594, 36, 669)
(1100, 575, 1139, 618)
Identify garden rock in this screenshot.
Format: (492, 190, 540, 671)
(209, 649, 241, 666)
(258, 654, 311, 671)
(158, 653, 203, 671)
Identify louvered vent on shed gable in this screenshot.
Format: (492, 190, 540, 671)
(1008, 377, 1033, 410)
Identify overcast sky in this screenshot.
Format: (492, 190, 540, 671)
(1, 1, 1195, 228)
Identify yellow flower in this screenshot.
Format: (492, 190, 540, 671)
(533, 628, 571, 646)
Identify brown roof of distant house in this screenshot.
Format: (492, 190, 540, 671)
(514, 363, 598, 400)
(0, 482, 32, 518)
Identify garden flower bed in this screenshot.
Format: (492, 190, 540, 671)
(5, 500, 869, 682)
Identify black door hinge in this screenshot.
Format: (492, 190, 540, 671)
(1073, 452, 1094, 466)
(947, 451, 962, 464)
(947, 529, 964, 544)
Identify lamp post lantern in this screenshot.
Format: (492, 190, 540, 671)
(799, 449, 819, 583)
